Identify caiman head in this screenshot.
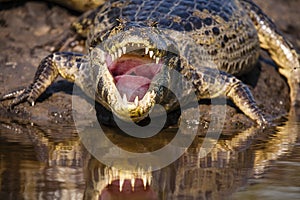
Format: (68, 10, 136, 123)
(89, 23, 187, 122)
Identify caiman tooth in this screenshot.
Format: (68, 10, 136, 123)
(114, 52, 118, 59)
(134, 96, 139, 106)
(151, 90, 155, 96)
(149, 51, 154, 58)
(155, 57, 160, 64)
(122, 47, 127, 54)
(131, 178, 135, 192)
(123, 94, 128, 103)
(111, 53, 115, 61)
(118, 49, 122, 58)
(143, 175, 147, 190)
(119, 177, 124, 192)
(145, 47, 149, 55)
(147, 168, 152, 186)
(108, 174, 112, 185)
(147, 174, 152, 186)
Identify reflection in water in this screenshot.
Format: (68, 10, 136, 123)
(82, 126, 268, 199)
(0, 110, 299, 199)
(253, 112, 299, 177)
(0, 122, 86, 199)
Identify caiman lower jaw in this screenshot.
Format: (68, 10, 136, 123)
(109, 89, 157, 122)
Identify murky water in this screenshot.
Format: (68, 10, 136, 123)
(0, 111, 300, 200)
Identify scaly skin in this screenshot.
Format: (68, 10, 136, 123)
(1, 0, 299, 125)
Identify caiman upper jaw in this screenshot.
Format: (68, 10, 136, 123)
(108, 43, 163, 65)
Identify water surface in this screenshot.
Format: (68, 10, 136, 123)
(0, 112, 299, 200)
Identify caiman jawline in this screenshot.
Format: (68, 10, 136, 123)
(106, 45, 162, 102)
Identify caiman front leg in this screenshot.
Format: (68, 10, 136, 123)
(241, 0, 300, 105)
(184, 67, 269, 126)
(0, 52, 88, 108)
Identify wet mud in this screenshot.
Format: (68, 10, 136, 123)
(0, 0, 299, 131)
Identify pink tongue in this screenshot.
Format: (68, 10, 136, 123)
(115, 75, 151, 102)
(115, 63, 161, 102)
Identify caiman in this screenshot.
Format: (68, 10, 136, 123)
(1, 0, 300, 125)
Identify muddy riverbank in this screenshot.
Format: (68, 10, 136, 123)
(0, 0, 299, 131)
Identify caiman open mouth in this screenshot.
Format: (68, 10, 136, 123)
(106, 45, 163, 103)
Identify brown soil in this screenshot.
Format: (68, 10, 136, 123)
(0, 0, 299, 131)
